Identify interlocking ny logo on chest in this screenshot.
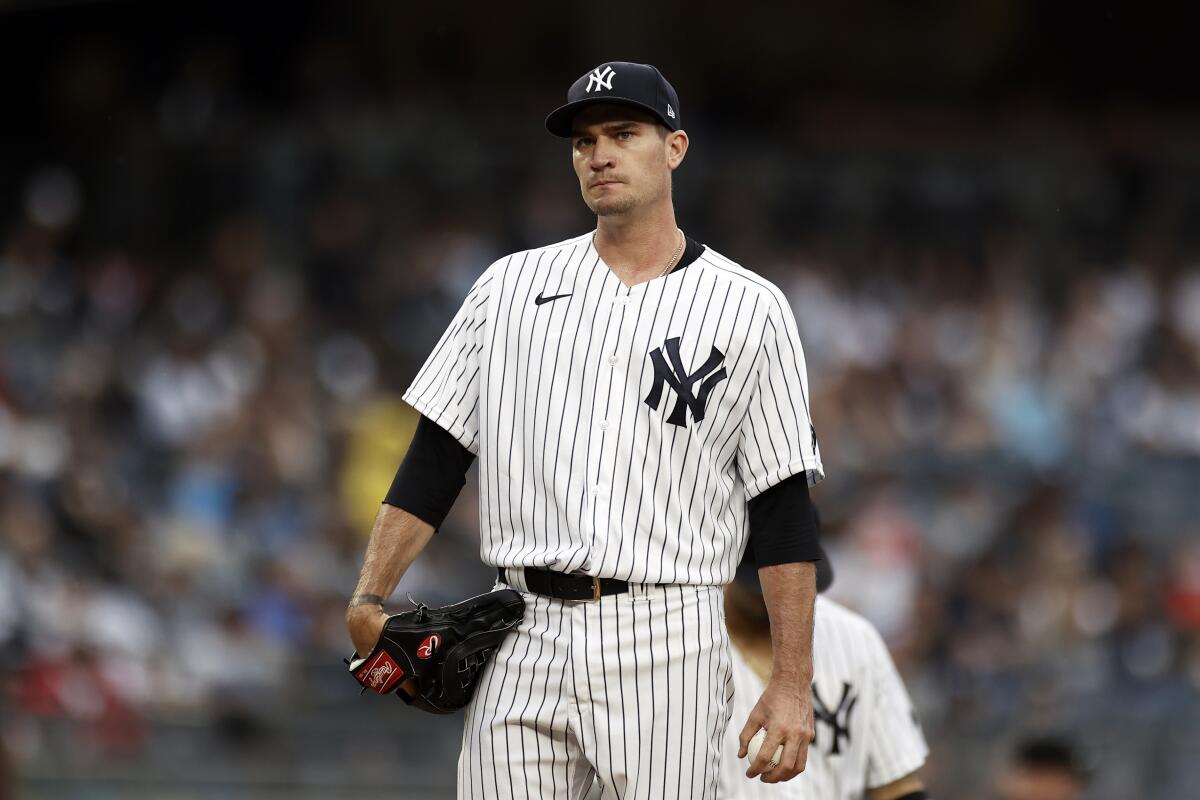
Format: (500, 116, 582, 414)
(644, 337, 728, 427)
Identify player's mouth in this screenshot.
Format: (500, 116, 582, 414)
(590, 179, 623, 188)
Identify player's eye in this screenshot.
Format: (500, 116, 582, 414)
(617, 131, 634, 141)
(574, 137, 594, 149)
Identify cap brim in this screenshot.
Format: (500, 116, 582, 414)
(545, 97, 677, 137)
(815, 550, 834, 593)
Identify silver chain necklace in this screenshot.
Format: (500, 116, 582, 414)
(594, 228, 686, 280)
(656, 228, 686, 279)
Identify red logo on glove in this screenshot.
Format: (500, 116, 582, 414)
(417, 634, 441, 660)
(355, 650, 405, 694)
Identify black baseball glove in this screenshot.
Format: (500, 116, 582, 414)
(347, 588, 525, 714)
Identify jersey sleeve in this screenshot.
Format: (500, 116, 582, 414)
(401, 265, 496, 455)
(863, 626, 929, 789)
(737, 293, 824, 499)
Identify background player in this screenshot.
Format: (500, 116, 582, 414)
(993, 735, 1088, 800)
(719, 530, 929, 800)
(346, 61, 826, 798)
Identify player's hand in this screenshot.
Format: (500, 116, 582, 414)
(345, 603, 389, 657)
(345, 604, 422, 699)
(737, 677, 815, 783)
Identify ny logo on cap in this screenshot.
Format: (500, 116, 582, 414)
(586, 65, 615, 93)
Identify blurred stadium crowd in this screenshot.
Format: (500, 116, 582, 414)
(3, 7, 1200, 799)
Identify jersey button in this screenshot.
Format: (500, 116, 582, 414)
(607, 354, 619, 366)
(598, 420, 608, 431)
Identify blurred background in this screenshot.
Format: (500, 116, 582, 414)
(1, 1, 1199, 798)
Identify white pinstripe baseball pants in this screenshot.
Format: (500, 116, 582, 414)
(457, 572, 735, 799)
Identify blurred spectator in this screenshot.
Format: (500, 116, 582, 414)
(171, 606, 286, 747)
(15, 644, 145, 760)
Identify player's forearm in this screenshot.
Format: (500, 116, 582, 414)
(350, 503, 436, 602)
(757, 561, 816, 688)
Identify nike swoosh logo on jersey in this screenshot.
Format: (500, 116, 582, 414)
(534, 292, 572, 306)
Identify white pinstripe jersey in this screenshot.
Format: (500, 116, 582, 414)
(719, 596, 929, 800)
(403, 231, 823, 586)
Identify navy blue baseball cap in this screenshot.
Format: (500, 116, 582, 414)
(546, 61, 681, 138)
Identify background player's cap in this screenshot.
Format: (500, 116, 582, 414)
(735, 544, 834, 594)
(545, 61, 681, 138)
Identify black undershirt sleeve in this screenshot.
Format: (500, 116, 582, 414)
(383, 415, 476, 529)
(746, 473, 822, 568)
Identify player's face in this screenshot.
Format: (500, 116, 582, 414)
(569, 104, 685, 217)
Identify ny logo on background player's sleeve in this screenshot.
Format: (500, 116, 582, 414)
(812, 681, 858, 756)
(644, 337, 727, 427)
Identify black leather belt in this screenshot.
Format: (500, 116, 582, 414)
(498, 567, 628, 601)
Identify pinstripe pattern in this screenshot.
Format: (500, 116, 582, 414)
(460, 574, 734, 799)
(717, 597, 929, 800)
(403, 232, 823, 587)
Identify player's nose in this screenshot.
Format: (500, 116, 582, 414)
(589, 137, 617, 170)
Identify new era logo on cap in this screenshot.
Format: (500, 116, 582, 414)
(546, 61, 682, 137)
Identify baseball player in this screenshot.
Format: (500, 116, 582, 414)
(993, 736, 1087, 800)
(346, 61, 826, 799)
(719, 542, 929, 800)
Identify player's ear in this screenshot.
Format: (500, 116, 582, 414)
(666, 129, 688, 171)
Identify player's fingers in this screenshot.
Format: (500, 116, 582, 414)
(794, 734, 810, 773)
(736, 720, 756, 759)
(397, 677, 419, 700)
(762, 734, 801, 784)
(737, 713, 763, 759)
(748, 726, 785, 779)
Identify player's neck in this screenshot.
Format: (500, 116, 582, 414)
(593, 202, 680, 287)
